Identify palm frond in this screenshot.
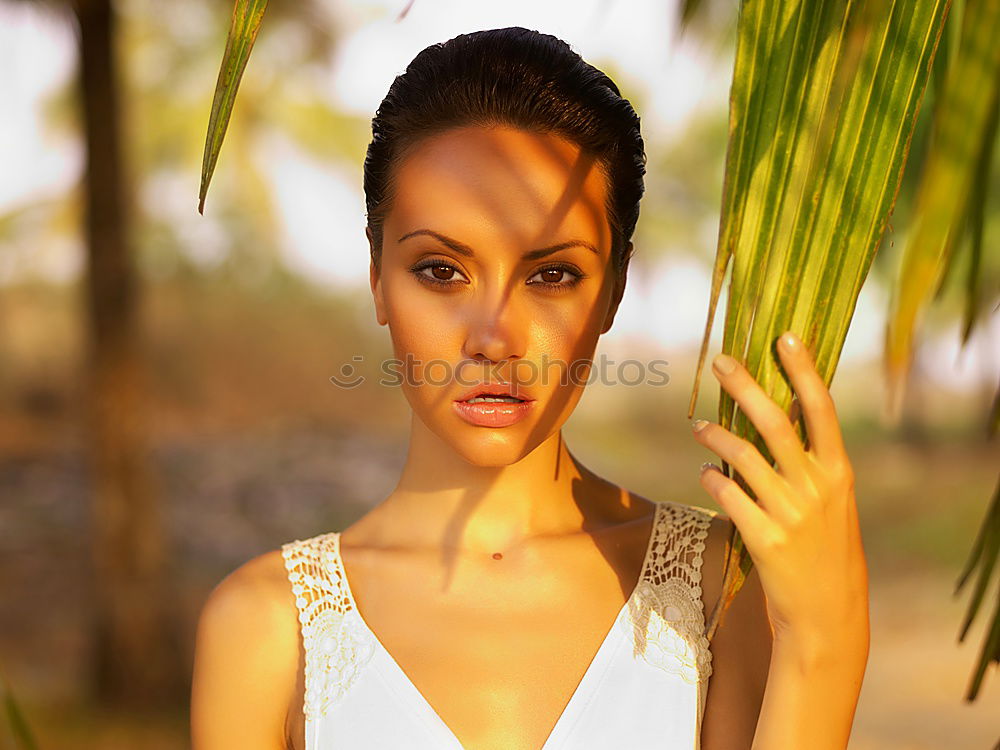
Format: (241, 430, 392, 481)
(690, 0, 951, 640)
(198, 0, 268, 214)
(954, 474, 1000, 700)
(957, 66, 1000, 346)
(878, 0, 1000, 698)
(884, 0, 1000, 418)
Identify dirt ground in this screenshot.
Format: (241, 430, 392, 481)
(852, 571, 999, 749)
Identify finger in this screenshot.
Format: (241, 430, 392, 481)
(699, 462, 775, 560)
(710, 351, 812, 487)
(776, 331, 848, 465)
(692, 419, 797, 523)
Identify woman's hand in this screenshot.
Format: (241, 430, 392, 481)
(690, 330, 869, 654)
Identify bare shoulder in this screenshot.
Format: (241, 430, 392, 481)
(698, 512, 773, 750)
(191, 548, 301, 750)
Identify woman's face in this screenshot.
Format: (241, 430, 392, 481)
(368, 125, 629, 466)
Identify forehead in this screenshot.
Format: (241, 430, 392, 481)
(387, 125, 612, 253)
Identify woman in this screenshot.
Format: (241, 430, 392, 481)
(190, 27, 870, 750)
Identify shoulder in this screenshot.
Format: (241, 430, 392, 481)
(198, 548, 299, 633)
(697, 512, 773, 750)
(191, 547, 301, 750)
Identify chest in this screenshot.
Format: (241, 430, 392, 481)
(281, 503, 715, 750)
(372, 590, 638, 748)
(318, 542, 647, 749)
(287, 590, 654, 750)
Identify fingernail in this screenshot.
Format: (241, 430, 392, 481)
(699, 461, 717, 474)
(712, 353, 737, 374)
(692, 419, 709, 432)
(781, 331, 799, 350)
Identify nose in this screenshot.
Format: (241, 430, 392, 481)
(461, 291, 525, 367)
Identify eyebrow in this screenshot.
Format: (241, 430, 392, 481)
(398, 229, 600, 261)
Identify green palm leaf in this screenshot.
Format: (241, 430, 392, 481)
(956, 64, 999, 347)
(878, 0, 1000, 701)
(954, 474, 1000, 700)
(198, 0, 268, 214)
(885, 0, 1000, 418)
(689, 0, 950, 640)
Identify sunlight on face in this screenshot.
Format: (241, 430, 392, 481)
(370, 125, 624, 466)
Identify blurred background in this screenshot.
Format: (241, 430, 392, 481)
(1, 0, 998, 747)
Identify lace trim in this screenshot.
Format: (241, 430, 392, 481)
(281, 533, 376, 722)
(282, 499, 718, 722)
(624, 500, 717, 688)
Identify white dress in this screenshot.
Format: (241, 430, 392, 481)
(281, 499, 718, 750)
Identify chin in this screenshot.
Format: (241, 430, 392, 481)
(453, 438, 538, 467)
(435, 419, 545, 467)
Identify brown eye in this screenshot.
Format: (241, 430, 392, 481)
(527, 264, 583, 290)
(410, 259, 469, 287)
(431, 265, 454, 281)
(540, 268, 564, 283)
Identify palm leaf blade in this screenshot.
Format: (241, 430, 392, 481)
(884, 0, 1000, 417)
(198, 0, 269, 214)
(955, 477, 1000, 641)
(696, 0, 950, 641)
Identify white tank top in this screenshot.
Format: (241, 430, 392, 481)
(281, 500, 717, 750)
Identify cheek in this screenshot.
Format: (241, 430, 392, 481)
(383, 282, 458, 360)
(526, 287, 611, 364)
(382, 281, 465, 414)
(388, 311, 449, 361)
(530, 305, 603, 354)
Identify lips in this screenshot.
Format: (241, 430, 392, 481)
(453, 382, 535, 428)
(453, 396, 535, 428)
(455, 383, 534, 403)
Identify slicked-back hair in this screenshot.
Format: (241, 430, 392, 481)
(363, 26, 646, 278)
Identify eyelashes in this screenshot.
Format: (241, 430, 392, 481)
(408, 258, 586, 292)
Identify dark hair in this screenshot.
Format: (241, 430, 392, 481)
(363, 26, 646, 277)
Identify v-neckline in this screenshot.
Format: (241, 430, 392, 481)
(331, 501, 663, 749)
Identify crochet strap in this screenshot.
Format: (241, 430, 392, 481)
(281, 532, 376, 721)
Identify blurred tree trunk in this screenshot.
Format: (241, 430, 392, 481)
(72, 0, 182, 706)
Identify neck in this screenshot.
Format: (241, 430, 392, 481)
(373, 416, 621, 555)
